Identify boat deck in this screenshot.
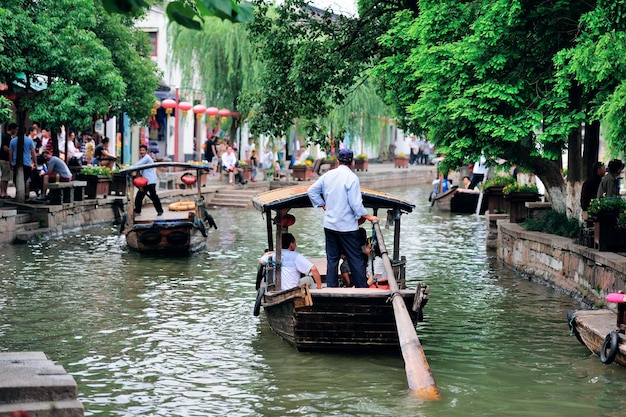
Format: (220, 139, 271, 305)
(134, 206, 194, 223)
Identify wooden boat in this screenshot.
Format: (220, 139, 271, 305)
(430, 184, 487, 214)
(568, 293, 626, 365)
(252, 185, 429, 351)
(119, 162, 215, 255)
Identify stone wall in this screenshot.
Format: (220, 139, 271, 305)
(496, 221, 626, 308)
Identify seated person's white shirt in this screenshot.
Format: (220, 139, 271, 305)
(261, 249, 314, 291)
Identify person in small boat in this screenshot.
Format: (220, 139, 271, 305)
(365, 237, 389, 289)
(580, 161, 605, 212)
(132, 144, 163, 216)
(307, 148, 379, 288)
(259, 233, 322, 291)
(468, 155, 487, 189)
(462, 176, 471, 189)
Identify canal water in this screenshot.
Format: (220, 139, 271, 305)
(1, 184, 625, 417)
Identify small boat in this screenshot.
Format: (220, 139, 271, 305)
(430, 184, 487, 214)
(252, 184, 440, 398)
(119, 162, 216, 255)
(252, 185, 429, 351)
(568, 293, 626, 365)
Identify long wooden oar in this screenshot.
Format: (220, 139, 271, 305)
(373, 222, 441, 400)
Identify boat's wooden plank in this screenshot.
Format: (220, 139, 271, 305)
(572, 309, 626, 366)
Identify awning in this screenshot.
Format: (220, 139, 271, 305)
(154, 79, 175, 100)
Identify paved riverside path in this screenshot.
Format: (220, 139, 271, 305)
(0, 352, 84, 416)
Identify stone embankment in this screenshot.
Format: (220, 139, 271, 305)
(495, 219, 626, 308)
(0, 352, 84, 417)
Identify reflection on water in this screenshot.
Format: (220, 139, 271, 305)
(1, 185, 626, 416)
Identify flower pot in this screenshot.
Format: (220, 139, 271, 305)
(504, 192, 540, 223)
(354, 159, 369, 172)
(110, 173, 127, 196)
(242, 167, 252, 181)
(78, 174, 111, 199)
(393, 157, 409, 168)
(485, 186, 509, 214)
(292, 165, 313, 181)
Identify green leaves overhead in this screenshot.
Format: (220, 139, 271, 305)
(101, 0, 254, 29)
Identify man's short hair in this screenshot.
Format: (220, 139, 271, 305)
(281, 232, 296, 249)
(7, 123, 18, 131)
(592, 161, 604, 174)
(28, 126, 37, 134)
(42, 149, 50, 155)
(139, 144, 148, 151)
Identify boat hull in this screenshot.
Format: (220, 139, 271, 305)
(569, 309, 626, 366)
(432, 187, 487, 214)
(125, 221, 206, 254)
(263, 287, 422, 351)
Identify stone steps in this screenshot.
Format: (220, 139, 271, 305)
(0, 352, 84, 417)
(205, 188, 260, 208)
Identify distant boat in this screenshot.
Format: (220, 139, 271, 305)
(430, 184, 487, 214)
(118, 162, 216, 255)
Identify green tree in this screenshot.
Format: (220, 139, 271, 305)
(372, 0, 600, 212)
(0, 0, 159, 202)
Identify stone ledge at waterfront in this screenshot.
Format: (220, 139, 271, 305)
(496, 220, 626, 308)
(0, 352, 84, 417)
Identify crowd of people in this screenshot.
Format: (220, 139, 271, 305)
(0, 123, 117, 200)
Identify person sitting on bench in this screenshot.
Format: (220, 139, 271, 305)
(38, 149, 72, 201)
(94, 137, 117, 170)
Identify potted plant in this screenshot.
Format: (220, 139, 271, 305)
(588, 197, 626, 251)
(78, 166, 112, 199)
(110, 167, 127, 196)
(503, 182, 540, 223)
(292, 162, 313, 181)
(354, 153, 369, 171)
(393, 153, 409, 168)
(483, 175, 517, 213)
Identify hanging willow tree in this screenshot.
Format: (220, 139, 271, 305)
(329, 77, 393, 157)
(168, 18, 262, 139)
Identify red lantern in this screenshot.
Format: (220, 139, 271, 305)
(193, 104, 207, 119)
(178, 101, 193, 116)
(218, 108, 231, 122)
(181, 173, 197, 185)
(162, 99, 177, 115)
(206, 106, 219, 120)
(133, 176, 148, 188)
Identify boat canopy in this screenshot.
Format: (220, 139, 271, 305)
(119, 162, 210, 174)
(252, 185, 415, 213)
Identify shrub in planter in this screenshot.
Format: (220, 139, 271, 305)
(587, 197, 626, 217)
(483, 175, 516, 189)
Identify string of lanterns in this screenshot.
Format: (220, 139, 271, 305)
(154, 100, 239, 122)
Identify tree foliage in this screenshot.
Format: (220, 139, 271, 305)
(100, 0, 254, 29)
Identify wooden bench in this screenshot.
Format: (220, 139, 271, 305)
(47, 180, 87, 205)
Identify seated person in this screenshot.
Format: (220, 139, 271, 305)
(94, 137, 117, 169)
(259, 232, 322, 291)
(339, 253, 352, 287)
(38, 149, 72, 200)
(221, 146, 246, 185)
(365, 237, 389, 289)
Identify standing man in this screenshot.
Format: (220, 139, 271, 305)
(307, 149, 379, 288)
(409, 135, 419, 165)
(597, 159, 624, 199)
(132, 144, 163, 216)
(468, 155, 487, 189)
(580, 161, 605, 212)
(1, 123, 18, 198)
(9, 126, 38, 199)
(38, 149, 72, 200)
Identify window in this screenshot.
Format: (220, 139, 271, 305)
(147, 31, 158, 57)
